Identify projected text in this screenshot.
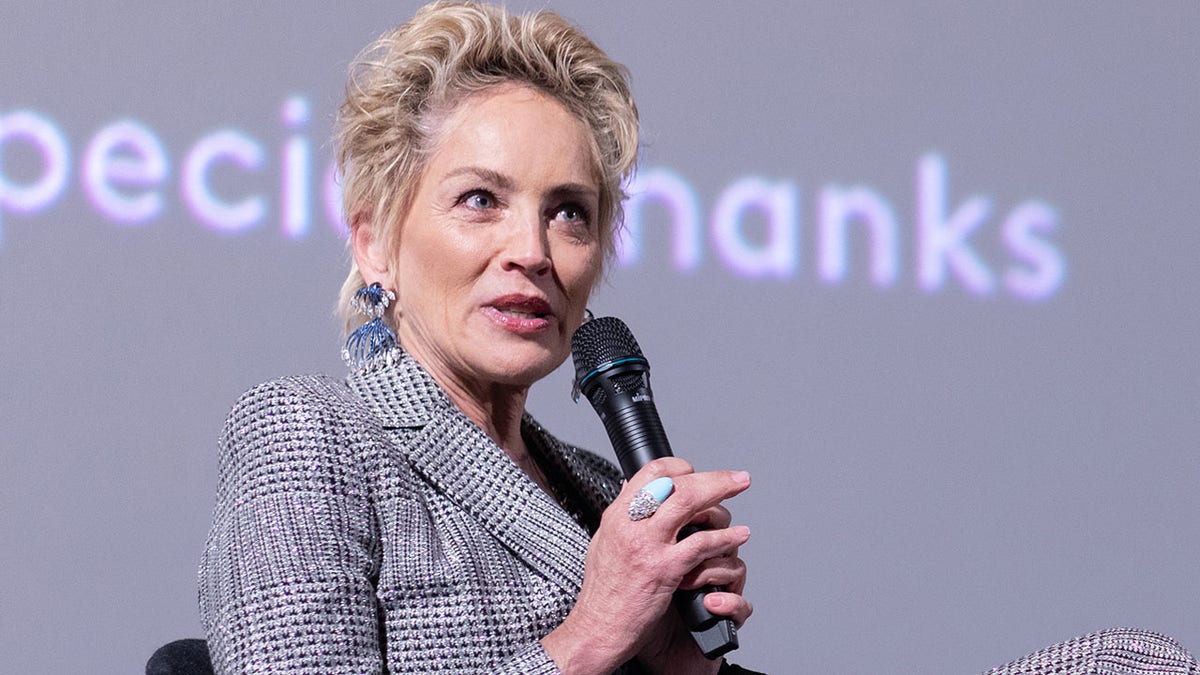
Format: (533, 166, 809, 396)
(1, 98, 1063, 300)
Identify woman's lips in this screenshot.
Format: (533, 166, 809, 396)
(482, 294, 555, 333)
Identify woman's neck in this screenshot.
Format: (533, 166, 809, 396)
(446, 379, 557, 495)
(443, 376, 529, 450)
(405, 349, 555, 495)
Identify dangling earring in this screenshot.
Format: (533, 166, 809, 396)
(342, 282, 399, 371)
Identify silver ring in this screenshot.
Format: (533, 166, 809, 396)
(627, 489, 662, 521)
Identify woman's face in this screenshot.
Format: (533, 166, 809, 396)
(388, 85, 603, 393)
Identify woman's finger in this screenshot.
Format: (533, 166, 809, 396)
(691, 505, 732, 530)
(626, 457, 694, 488)
(678, 555, 746, 594)
(649, 470, 750, 531)
(702, 592, 754, 628)
(669, 525, 750, 574)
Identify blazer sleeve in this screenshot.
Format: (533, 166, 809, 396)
(198, 377, 384, 675)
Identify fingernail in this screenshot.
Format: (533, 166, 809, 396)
(731, 471, 751, 485)
(643, 476, 675, 503)
(734, 525, 750, 539)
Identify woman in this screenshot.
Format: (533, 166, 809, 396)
(198, 2, 755, 673)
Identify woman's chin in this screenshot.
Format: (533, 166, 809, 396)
(474, 343, 568, 389)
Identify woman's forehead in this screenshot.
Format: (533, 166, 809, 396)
(423, 85, 600, 193)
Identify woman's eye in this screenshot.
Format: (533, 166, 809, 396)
(553, 203, 589, 224)
(460, 190, 496, 210)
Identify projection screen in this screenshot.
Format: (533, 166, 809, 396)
(2, 2, 1197, 673)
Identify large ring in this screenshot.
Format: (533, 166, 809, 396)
(628, 477, 674, 521)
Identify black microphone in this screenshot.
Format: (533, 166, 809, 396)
(571, 316, 739, 660)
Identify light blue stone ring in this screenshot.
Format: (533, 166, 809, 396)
(628, 476, 675, 521)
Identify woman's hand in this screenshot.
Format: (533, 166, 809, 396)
(636, 497, 753, 675)
(542, 457, 753, 675)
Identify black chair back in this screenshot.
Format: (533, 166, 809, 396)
(145, 639, 213, 675)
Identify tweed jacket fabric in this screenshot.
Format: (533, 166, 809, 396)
(984, 628, 1198, 674)
(198, 351, 630, 674)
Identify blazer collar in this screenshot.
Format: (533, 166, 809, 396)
(347, 352, 592, 594)
(347, 352, 452, 428)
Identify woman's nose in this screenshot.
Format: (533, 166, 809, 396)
(500, 212, 552, 276)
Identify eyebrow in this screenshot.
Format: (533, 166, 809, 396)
(444, 166, 515, 190)
(443, 166, 598, 201)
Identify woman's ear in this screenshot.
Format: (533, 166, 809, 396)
(350, 211, 391, 285)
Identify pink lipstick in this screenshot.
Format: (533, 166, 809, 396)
(482, 294, 555, 333)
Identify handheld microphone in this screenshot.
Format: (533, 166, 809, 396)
(570, 316, 739, 660)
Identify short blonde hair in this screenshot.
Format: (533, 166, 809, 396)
(335, 1, 639, 332)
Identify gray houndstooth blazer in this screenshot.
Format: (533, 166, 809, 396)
(198, 350, 630, 674)
(197, 350, 1198, 674)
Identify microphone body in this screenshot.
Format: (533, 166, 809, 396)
(571, 316, 739, 660)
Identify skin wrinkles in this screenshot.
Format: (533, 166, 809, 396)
(354, 83, 602, 455)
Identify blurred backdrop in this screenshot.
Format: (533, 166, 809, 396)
(2, 2, 1197, 673)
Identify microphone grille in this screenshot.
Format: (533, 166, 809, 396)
(571, 316, 645, 382)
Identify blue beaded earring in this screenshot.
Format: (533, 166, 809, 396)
(342, 282, 399, 371)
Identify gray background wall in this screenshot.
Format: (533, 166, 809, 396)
(2, 3, 1197, 673)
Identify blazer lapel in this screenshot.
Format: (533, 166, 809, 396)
(523, 415, 624, 532)
(349, 355, 592, 595)
(407, 415, 592, 594)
